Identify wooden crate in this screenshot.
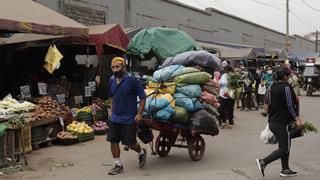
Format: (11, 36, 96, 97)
(23, 111, 36, 122)
(0, 133, 7, 167)
(20, 123, 32, 153)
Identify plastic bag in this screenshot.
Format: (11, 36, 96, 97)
(174, 72, 212, 84)
(176, 84, 201, 98)
(170, 106, 189, 125)
(260, 124, 277, 144)
(174, 93, 194, 111)
(153, 65, 185, 82)
(137, 124, 154, 144)
(189, 110, 219, 136)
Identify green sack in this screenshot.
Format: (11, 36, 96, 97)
(170, 106, 189, 125)
(174, 71, 212, 84)
(0, 124, 7, 137)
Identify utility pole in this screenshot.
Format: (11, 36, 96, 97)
(124, 0, 131, 28)
(316, 30, 318, 52)
(285, 0, 290, 51)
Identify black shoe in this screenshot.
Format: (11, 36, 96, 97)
(139, 148, 147, 168)
(108, 164, 124, 175)
(256, 159, 266, 177)
(280, 169, 297, 177)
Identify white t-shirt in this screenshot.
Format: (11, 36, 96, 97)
(258, 84, 267, 95)
(219, 73, 230, 99)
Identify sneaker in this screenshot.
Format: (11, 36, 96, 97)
(280, 169, 297, 177)
(108, 164, 124, 175)
(139, 148, 147, 168)
(256, 159, 266, 177)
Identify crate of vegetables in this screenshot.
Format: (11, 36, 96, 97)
(66, 121, 94, 142)
(93, 121, 108, 135)
(57, 131, 78, 145)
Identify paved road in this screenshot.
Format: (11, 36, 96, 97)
(2, 94, 320, 180)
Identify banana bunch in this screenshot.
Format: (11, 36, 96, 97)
(66, 121, 93, 134)
(76, 106, 91, 114)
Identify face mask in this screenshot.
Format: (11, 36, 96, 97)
(256, 71, 260, 74)
(114, 71, 124, 78)
(267, 70, 272, 74)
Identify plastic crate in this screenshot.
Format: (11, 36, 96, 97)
(31, 126, 47, 144)
(76, 132, 94, 142)
(57, 138, 79, 146)
(0, 133, 7, 168)
(94, 128, 108, 136)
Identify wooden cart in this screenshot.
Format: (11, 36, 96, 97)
(142, 118, 206, 161)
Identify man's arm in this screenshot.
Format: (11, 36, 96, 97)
(135, 98, 146, 122)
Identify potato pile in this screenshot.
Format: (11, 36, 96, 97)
(34, 96, 70, 121)
(57, 131, 77, 139)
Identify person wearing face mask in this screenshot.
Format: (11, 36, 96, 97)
(261, 66, 274, 89)
(256, 67, 303, 177)
(107, 57, 147, 175)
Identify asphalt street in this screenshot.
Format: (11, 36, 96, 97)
(1, 93, 320, 180)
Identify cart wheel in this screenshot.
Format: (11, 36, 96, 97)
(155, 133, 171, 157)
(187, 136, 205, 161)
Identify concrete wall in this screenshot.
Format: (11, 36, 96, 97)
(35, 0, 125, 26)
(36, 0, 315, 52)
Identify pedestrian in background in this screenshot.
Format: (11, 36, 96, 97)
(261, 65, 273, 89)
(218, 65, 235, 129)
(107, 57, 147, 175)
(256, 67, 303, 177)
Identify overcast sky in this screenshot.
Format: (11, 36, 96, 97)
(177, 0, 320, 36)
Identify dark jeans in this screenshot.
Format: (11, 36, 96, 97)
(263, 123, 291, 170)
(241, 91, 254, 109)
(218, 97, 235, 125)
(257, 94, 265, 106)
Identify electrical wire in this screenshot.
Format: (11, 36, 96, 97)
(290, 7, 317, 31)
(301, 0, 320, 13)
(248, 0, 285, 11)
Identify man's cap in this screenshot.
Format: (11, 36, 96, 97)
(111, 57, 125, 65)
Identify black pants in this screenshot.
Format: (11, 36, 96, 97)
(218, 97, 235, 125)
(241, 91, 254, 109)
(263, 123, 291, 170)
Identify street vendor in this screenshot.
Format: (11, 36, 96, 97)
(107, 57, 147, 175)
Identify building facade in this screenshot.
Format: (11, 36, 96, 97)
(35, 0, 316, 51)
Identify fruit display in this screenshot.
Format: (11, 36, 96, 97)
(93, 121, 108, 135)
(93, 121, 108, 131)
(76, 106, 91, 114)
(93, 98, 107, 108)
(57, 131, 77, 139)
(0, 94, 36, 115)
(66, 121, 94, 134)
(34, 96, 70, 121)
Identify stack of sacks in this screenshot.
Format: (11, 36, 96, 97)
(173, 67, 211, 113)
(144, 89, 175, 121)
(144, 64, 219, 137)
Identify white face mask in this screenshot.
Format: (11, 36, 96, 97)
(267, 70, 273, 74)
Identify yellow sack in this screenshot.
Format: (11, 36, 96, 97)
(144, 88, 175, 108)
(148, 81, 176, 94)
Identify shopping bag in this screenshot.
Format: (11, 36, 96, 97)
(260, 124, 277, 144)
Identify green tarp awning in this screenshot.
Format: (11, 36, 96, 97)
(127, 27, 201, 60)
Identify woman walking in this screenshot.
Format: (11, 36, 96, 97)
(256, 67, 303, 177)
